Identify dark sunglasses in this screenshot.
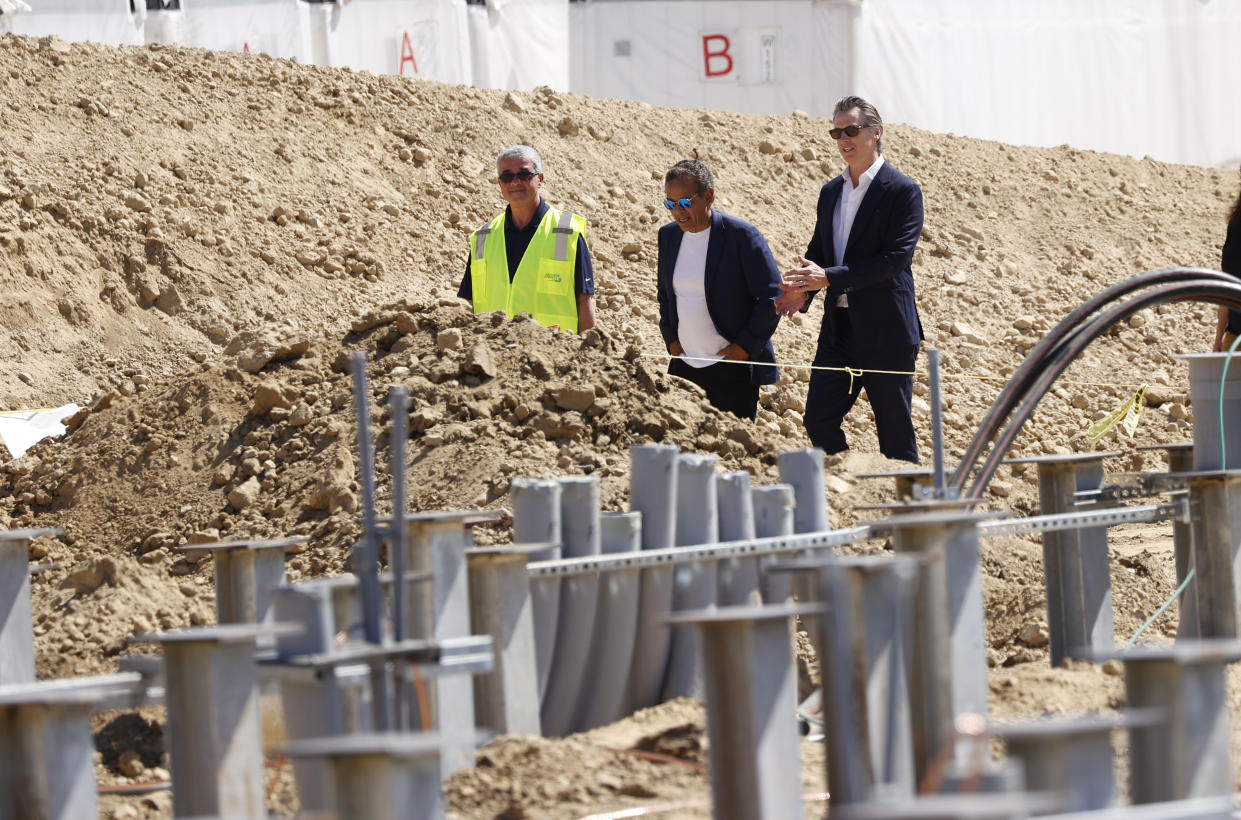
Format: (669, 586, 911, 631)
(664, 194, 699, 211)
(499, 169, 538, 184)
(828, 123, 874, 140)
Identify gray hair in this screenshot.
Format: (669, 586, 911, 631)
(834, 95, 884, 153)
(665, 159, 714, 196)
(496, 145, 543, 174)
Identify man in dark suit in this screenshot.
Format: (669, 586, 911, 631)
(657, 159, 783, 420)
(777, 96, 925, 462)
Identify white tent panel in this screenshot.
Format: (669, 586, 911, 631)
(167, 0, 302, 58)
(7, 0, 142, 45)
(569, 0, 851, 115)
(312, 0, 471, 84)
(470, 0, 569, 91)
(853, 0, 1241, 168)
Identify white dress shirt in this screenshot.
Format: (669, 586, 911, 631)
(832, 154, 885, 306)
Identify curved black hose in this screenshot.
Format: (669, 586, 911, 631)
(964, 278, 1241, 499)
(949, 268, 1241, 493)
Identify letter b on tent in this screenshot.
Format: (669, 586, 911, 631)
(702, 34, 733, 78)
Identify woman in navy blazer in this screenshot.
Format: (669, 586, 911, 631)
(778, 96, 925, 462)
(656, 159, 783, 420)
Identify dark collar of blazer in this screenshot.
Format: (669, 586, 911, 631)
(820, 160, 897, 264)
(661, 208, 728, 290)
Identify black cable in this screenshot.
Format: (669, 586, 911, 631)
(950, 268, 1241, 493)
(964, 278, 1241, 499)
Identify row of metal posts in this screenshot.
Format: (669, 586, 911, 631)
(0, 355, 508, 818)
(1, 353, 1239, 817)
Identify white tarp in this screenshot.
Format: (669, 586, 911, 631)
(569, 0, 851, 116)
(147, 0, 302, 58)
(853, 0, 1241, 170)
(8, 1, 1241, 167)
(570, 0, 1241, 169)
(301, 0, 471, 84)
(0, 404, 79, 460)
(8, 1, 475, 85)
(469, 0, 568, 91)
(6, 0, 142, 45)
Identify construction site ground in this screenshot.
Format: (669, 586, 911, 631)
(0, 33, 1235, 819)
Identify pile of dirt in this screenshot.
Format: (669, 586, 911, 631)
(0, 31, 1237, 819)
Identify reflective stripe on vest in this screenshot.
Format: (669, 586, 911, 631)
(551, 209, 575, 262)
(468, 206, 586, 333)
(474, 225, 492, 260)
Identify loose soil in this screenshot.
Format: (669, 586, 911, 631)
(0, 33, 1236, 819)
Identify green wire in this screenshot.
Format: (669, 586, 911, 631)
(1124, 568, 1195, 651)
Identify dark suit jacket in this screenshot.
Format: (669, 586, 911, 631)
(657, 210, 782, 385)
(1222, 219, 1241, 334)
(804, 160, 925, 351)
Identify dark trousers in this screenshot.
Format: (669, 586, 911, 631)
(804, 308, 920, 463)
(668, 357, 759, 420)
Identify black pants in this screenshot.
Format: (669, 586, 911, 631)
(804, 308, 920, 463)
(668, 357, 759, 420)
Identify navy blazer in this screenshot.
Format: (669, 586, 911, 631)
(657, 209, 783, 386)
(804, 160, 925, 351)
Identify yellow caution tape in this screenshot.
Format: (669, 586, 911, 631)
(1086, 384, 1147, 444)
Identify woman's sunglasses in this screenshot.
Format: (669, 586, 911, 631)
(664, 194, 700, 211)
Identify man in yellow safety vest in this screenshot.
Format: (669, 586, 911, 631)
(459, 145, 596, 333)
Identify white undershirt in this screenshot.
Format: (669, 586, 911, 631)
(672, 227, 727, 368)
(832, 154, 885, 307)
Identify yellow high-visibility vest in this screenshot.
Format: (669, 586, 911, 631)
(469, 206, 586, 333)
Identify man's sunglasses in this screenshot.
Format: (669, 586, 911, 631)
(664, 194, 699, 211)
(499, 169, 538, 184)
(828, 123, 874, 140)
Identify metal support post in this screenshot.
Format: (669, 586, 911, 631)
(182, 536, 303, 645)
(402, 510, 497, 775)
(571, 511, 643, 732)
(467, 546, 545, 737)
(752, 484, 795, 603)
(1140, 443, 1197, 639)
(779, 448, 829, 533)
(133, 623, 292, 819)
(878, 509, 994, 780)
(1181, 353, 1241, 471)
(718, 471, 760, 605)
(271, 578, 367, 814)
(1185, 472, 1241, 639)
(281, 734, 446, 820)
(541, 476, 602, 736)
(625, 444, 679, 713)
(929, 348, 946, 494)
(778, 555, 919, 806)
(993, 714, 1129, 813)
(0, 679, 140, 819)
(858, 468, 935, 502)
(1037, 798, 1234, 819)
(264, 635, 491, 813)
(1008, 453, 1117, 665)
(828, 792, 1042, 819)
(510, 478, 563, 560)
(779, 449, 829, 648)
(662, 454, 720, 701)
(663, 604, 812, 820)
(511, 478, 564, 703)
(0, 529, 56, 685)
(1113, 640, 1241, 804)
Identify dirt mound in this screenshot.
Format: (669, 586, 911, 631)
(0, 31, 1235, 820)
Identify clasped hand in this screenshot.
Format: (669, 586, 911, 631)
(774, 256, 827, 318)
